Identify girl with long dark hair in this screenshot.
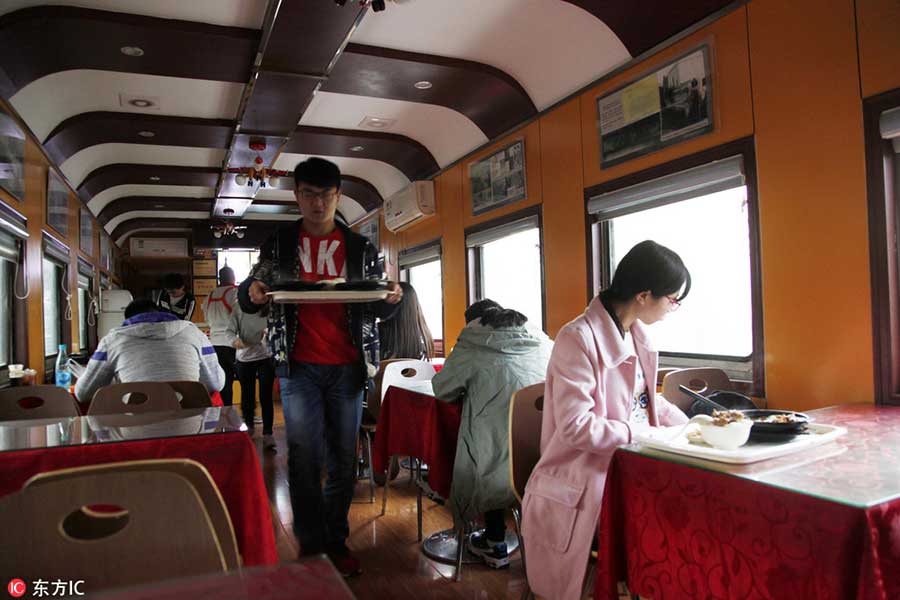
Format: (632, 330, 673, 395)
(521, 240, 692, 600)
(378, 282, 434, 360)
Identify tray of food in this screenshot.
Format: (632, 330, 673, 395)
(267, 279, 391, 304)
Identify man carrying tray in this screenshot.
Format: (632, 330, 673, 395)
(238, 157, 402, 576)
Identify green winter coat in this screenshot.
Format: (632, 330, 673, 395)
(432, 324, 552, 526)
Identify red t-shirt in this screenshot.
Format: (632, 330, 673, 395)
(291, 228, 360, 365)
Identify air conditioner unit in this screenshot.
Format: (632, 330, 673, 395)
(384, 181, 435, 232)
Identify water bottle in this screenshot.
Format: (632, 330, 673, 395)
(55, 344, 72, 389)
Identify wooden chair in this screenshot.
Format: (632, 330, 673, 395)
(87, 382, 181, 415)
(0, 385, 80, 421)
(24, 459, 241, 570)
(507, 382, 544, 600)
(167, 381, 212, 408)
(661, 367, 734, 412)
(0, 461, 228, 591)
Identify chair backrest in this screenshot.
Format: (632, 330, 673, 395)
(24, 459, 240, 570)
(365, 358, 406, 421)
(0, 385, 81, 421)
(166, 381, 212, 408)
(661, 368, 733, 412)
(380, 359, 436, 403)
(0, 461, 227, 590)
(508, 382, 545, 504)
(88, 382, 181, 415)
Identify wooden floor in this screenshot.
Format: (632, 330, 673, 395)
(251, 400, 532, 599)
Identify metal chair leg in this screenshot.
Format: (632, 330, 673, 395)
(415, 459, 423, 542)
(454, 526, 466, 581)
(365, 431, 376, 504)
(512, 507, 532, 600)
(381, 454, 390, 516)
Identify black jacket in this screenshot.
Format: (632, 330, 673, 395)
(237, 220, 397, 383)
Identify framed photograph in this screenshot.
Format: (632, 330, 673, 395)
(359, 216, 379, 251)
(469, 139, 527, 217)
(80, 206, 93, 256)
(598, 45, 713, 167)
(47, 169, 69, 238)
(0, 112, 25, 202)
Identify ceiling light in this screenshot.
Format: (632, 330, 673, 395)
(350, 146, 365, 152)
(235, 230, 245, 239)
(235, 173, 249, 186)
(129, 98, 155, 108)
(138, 130, 155, 138)
(148, 176, 160, 181)
(120, 46, 144, 57)
(213, 230, 223, 239)
(268, 175, 279, 188)
(154, 204, 165, 208)
(359, 116, 397, 130)
(414, 81, 433, 90)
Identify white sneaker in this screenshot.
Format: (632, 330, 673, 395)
(262, 434, 276, 449)
(254, 415, 263, 424)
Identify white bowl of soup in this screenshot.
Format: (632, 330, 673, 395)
(690, 410, 753, 450)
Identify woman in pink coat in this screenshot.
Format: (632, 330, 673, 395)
(521, 240, 691, 600)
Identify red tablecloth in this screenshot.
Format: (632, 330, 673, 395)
(0, 432, 277, 567)
(93, 559, 352, 599)
(596, 440, 900, 600)
(371, 385, 462, 498)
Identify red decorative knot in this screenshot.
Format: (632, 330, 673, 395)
(254, 155, 264, 165)
(223, 208, 235, 216)
(249, 140, 266, 152)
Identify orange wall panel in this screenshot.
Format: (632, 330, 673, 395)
(539, 98, 588, 336)
(21, 140, 48, 380)
(856, 0, 900, 98)
(436, 166, 467, 351)
(748, 0, 872, 409)
(580, 8, 754, 188)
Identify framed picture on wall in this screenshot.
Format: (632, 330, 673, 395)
(0, 111, 25, 202)
(469, 139, 527, 217)
(47, 169, 69, 238)
(80, 206, 93, 256)
(597, 45, 713, 167)
(99, 233, 110, 270)
(359, 216, 379, 251)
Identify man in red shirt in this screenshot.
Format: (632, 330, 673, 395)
(239, 158, 402, 576)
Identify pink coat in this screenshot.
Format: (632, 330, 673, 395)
(520, 298, 688, 600)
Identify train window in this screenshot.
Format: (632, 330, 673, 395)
(589, 153, 762, 385)
(467, 214, 545, 330)
(42, 257, 66, 358)
(217, 250, 260, 284)
(77, 272, 93, 352)
(0, 259, 11, 368)
(399, 244, 443, 350)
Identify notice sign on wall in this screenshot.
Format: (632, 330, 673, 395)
(598, 46, 712, 167)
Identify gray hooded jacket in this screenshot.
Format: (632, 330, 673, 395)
(74, 312, 225, 403)
(432, 324, 552, 525)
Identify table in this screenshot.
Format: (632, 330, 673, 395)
(92, 558, 354, 599)
(596, 404, 900, 600)
(0, 407, 277, 566)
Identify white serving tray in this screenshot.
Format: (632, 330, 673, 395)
(267, 290, 389, 304)
(634, 423, 847, 464)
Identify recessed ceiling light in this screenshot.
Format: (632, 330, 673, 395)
(129, 98, 155, 108)
(414, 80, 433, 90)
(120, 46, 145, 57)
(350, 145, 365, 152)
(154, 204, 165, 208)
(358, 116, 397, 130)
(138, 130, 155, 138)
(120, 93, 160, 110)
(148, 176, 160, 181)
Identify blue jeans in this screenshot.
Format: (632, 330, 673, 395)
(279, 362, 363, 553)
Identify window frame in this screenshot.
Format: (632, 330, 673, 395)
(42, 233, 72, 379)
(464, 205, 547, 332)
(398, 240, 444, 356)
(76, 257, 96, 354)
(584, 137, 765, 395)
(864, 89, 900, 407)
(0, 205, 30, 387)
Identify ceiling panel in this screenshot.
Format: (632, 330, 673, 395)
(98, 196, 214, 225)
(10, 70, 245, 140)
(301, 91, 487, 167)
(274, 152, 409, 200)
(351, 0, 630, 110)
(62, 145, 226, 188)
(78, 164, 220, 202)
(88, 184, 215, 214)
(105, 209, 210, 234)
